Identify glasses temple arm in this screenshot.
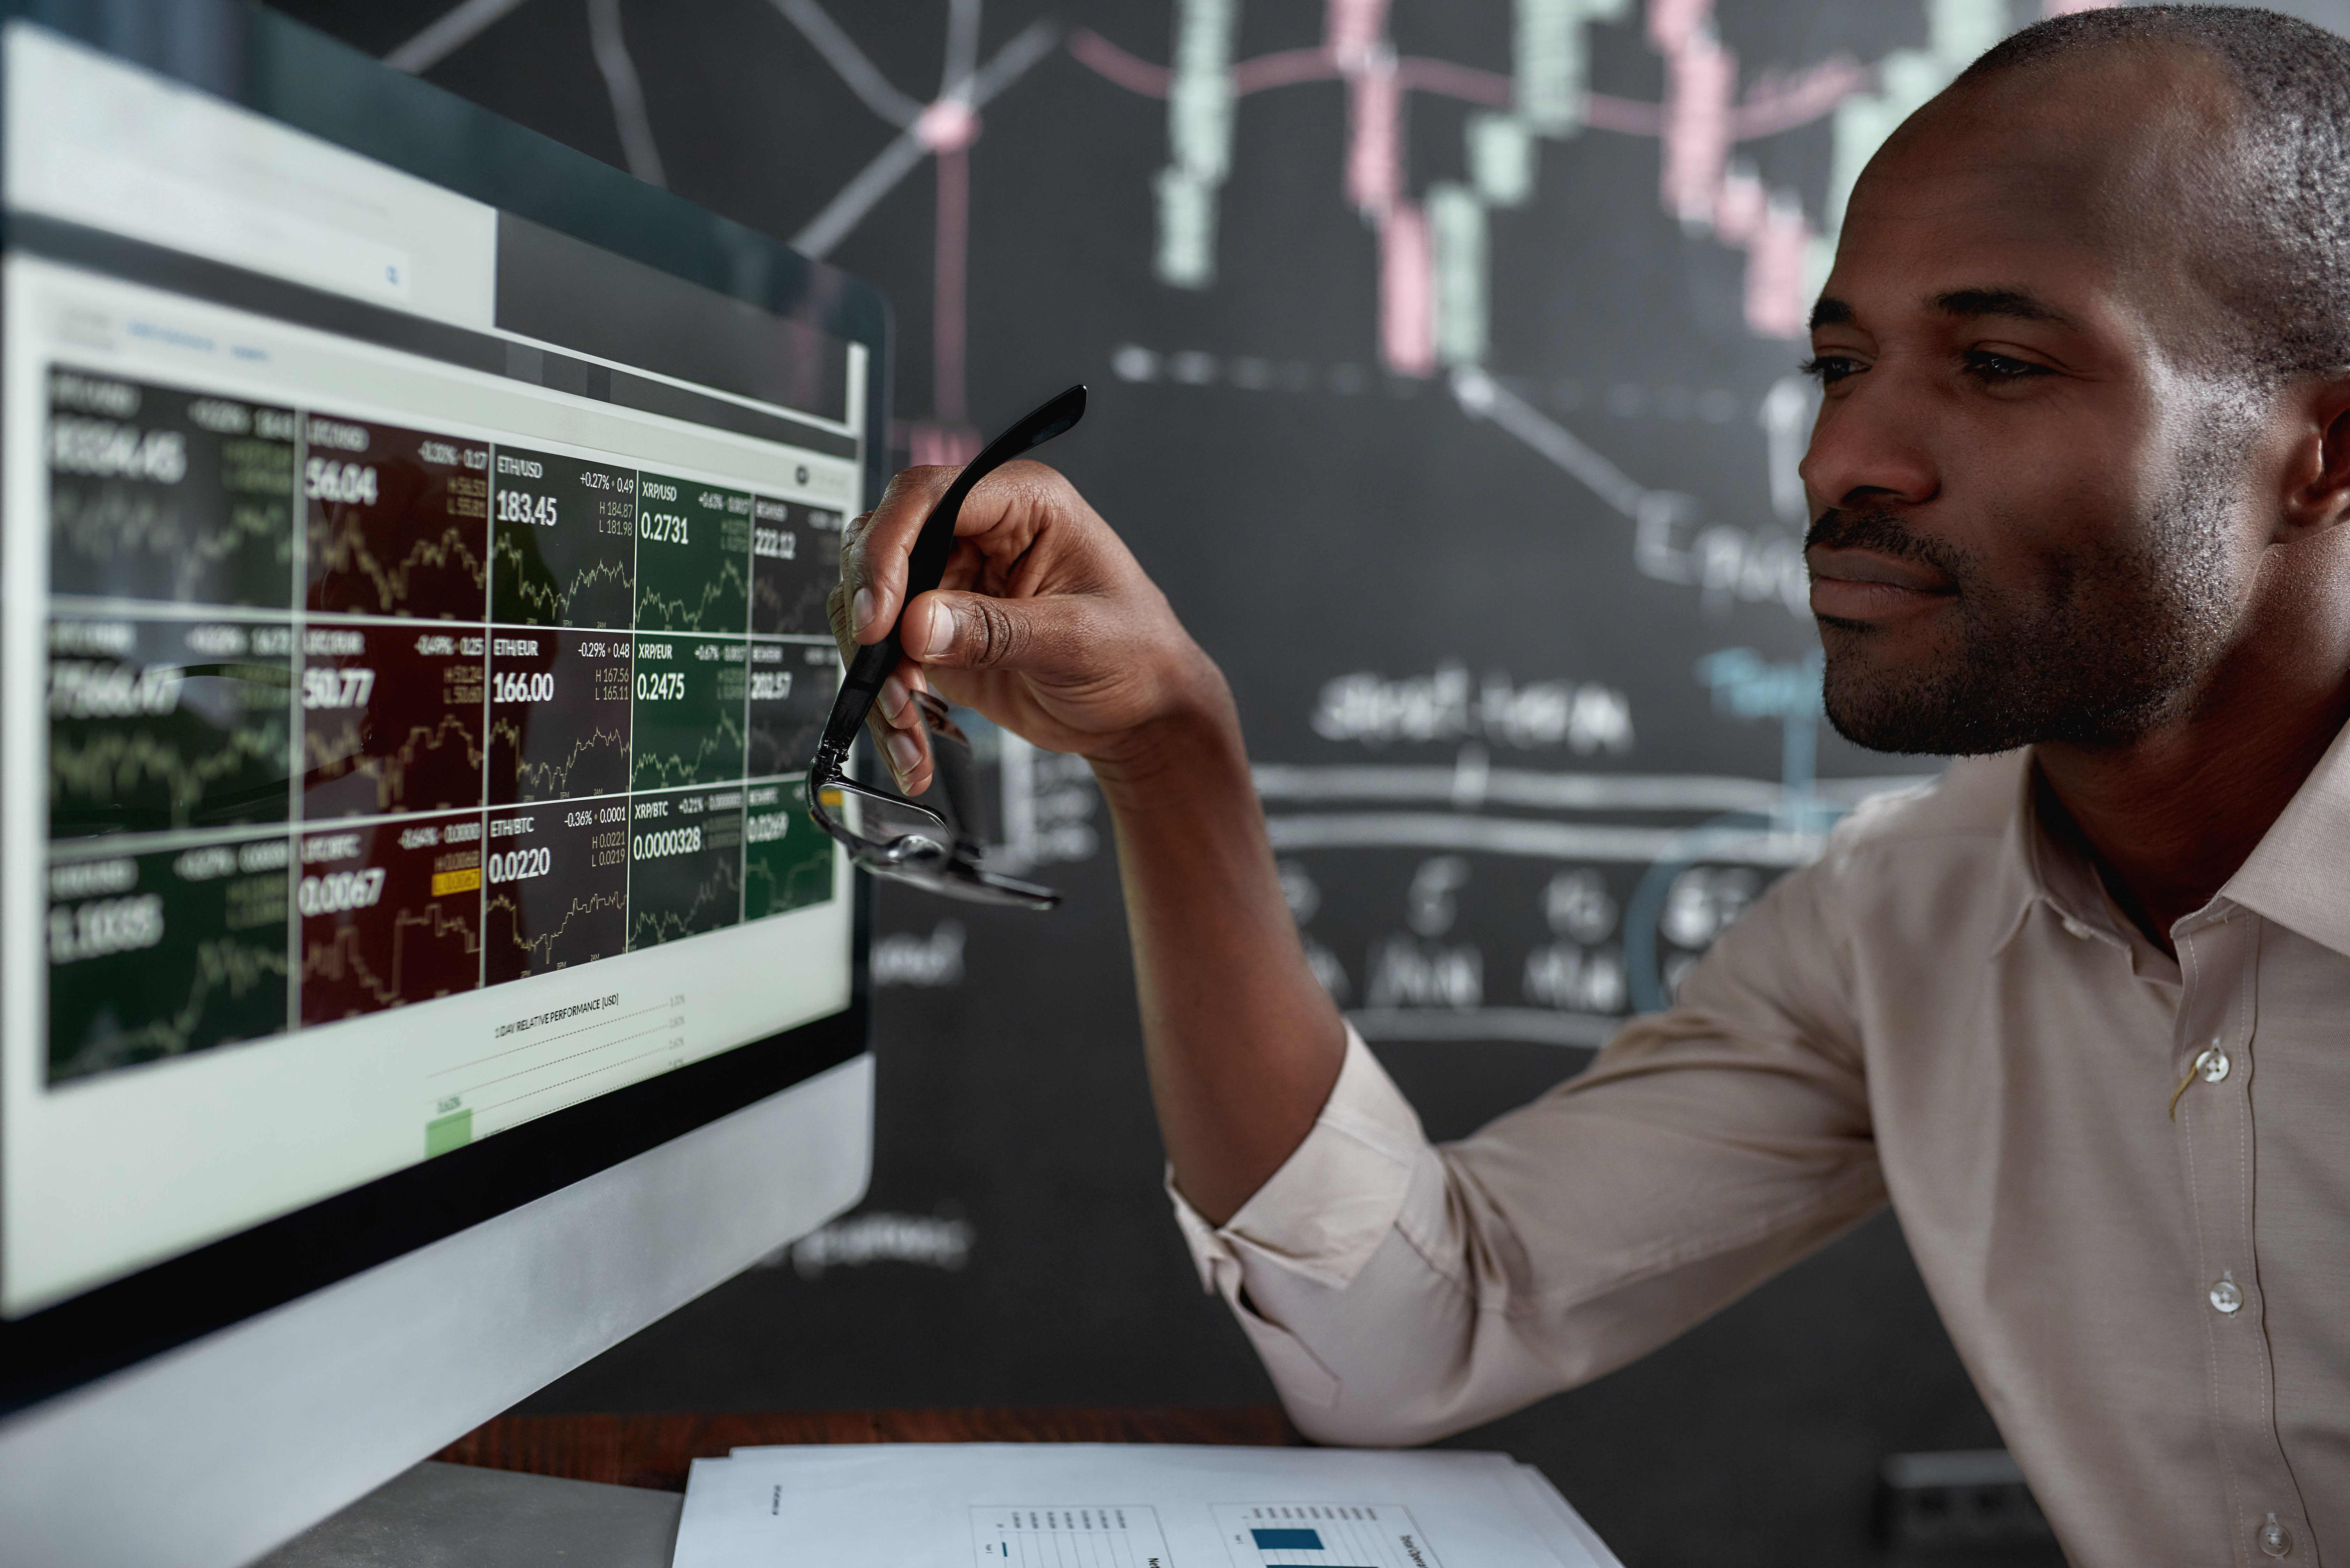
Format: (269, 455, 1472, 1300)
(812, 385, 1088, 780)
(817, 633, 902, 771)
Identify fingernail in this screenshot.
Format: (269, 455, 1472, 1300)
(885, 729, 922, 777)
(878, 674, 908, 721)
(852, 586, 877, 633)
(922, 602, 955, 658)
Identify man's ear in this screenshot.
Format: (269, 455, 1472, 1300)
(2279, 377, 2350, 540)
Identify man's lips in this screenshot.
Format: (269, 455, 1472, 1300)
(1806, 545, 1956, 620)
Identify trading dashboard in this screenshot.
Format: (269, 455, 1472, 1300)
(0, 24, 865, 1319)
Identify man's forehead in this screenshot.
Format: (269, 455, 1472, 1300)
(1874, 36, 2244, 191)
(1821, 63, 2246, 342)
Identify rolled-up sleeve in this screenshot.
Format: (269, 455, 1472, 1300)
(1168, 847, 1889, 1445)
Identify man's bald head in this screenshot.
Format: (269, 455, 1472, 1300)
(1950, 5, 2350, 389)
(1799, 8, 2350, 758)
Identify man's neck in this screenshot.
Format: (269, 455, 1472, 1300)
(2035, 652, 2350, 956)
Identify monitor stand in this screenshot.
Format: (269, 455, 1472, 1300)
(256, 1462, 681, 1568)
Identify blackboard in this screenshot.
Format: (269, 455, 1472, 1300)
(274, 2, 2348, 1559)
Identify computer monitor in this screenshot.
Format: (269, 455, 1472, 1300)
(0, 6, 885, 1563)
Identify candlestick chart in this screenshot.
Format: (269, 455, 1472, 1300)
(483, 808, 630, 980)
(44, 838, 292, 1083)
(302, 418, 491, 621)
(299, 628, 488, 818)
(490, 446, 639, 628)
(47, 618, 294, 839)
(487, 629, 633, 804)
(626, 792, 746, 948)
(47, 372, 297, 608)
(297, 817, 485, 1022)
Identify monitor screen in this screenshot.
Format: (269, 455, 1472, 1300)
(0, 13, 881, 1407)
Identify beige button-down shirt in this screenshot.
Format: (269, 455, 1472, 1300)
(1175, 734, 2350, 1568)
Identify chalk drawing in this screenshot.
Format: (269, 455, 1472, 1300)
(1451, 365, 1810, 616)
(1543, 867, 1618, 943)
(772, 1210, 976, 1277)
(770, 0, 1059, 464)
(586, 0, 664, 186)
(993, 731, 1102, 873)
(1265, 811, 1822, 866)
(1309, 661, 1634, 753)
(1523, 939, 1628, 1013)
(1348, 1005, 1615, 1048)
(1366, 932, 1483, 1009)
(389, 0, 1059, 462)
(1253, 756, 1929, 815)
(1075, 0, 1861, 359)
(874, 919, 967, 987)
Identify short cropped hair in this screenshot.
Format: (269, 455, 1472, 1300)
(1961, 5, 2350, 385)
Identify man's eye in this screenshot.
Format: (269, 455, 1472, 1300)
(1799, 355, 1861, 386)
(1963, 350, 2050, 381)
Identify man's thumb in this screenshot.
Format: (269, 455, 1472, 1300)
(904, 589, 1026, 670)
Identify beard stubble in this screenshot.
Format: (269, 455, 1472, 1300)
(1810, 454, 2239, 756)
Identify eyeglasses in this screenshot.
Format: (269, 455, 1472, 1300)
(805, 385, 1086, 910)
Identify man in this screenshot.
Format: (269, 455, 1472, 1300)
(834, 8, 2350, 1563)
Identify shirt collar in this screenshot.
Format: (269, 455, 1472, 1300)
(1990, 753, 2134, 956)
(2221, 716, 2350, 960)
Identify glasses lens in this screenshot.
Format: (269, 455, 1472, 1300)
(816, 777, 955, 868)
(809, 696, 1063, 911)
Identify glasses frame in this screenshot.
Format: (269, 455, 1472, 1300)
(805, 384, 1087, 909)
(807, 693, 1060, 909)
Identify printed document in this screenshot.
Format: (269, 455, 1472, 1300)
(669, 1443, 1621, 1568)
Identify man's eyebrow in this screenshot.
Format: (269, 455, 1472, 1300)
(1809, 296, 1853, 330)
(1930, 287, 2083, 328)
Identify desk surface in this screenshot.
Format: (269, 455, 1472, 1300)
(264, 1409, 1297, 1568)
(433, 1406, 1299, 1492)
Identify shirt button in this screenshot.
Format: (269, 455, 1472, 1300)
(2060, 916, 2092, 939)
(2211, 1279, 2245, 1315)
(2258, 1514, 2295, 1558)
(2200, 1047, 2232, 1083)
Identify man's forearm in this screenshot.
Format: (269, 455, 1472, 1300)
(1090, 681, 1348, 1225)
(831, 460, 1343, 1223)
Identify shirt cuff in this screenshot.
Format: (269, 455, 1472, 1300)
(1166, 1024, 1429, 1294)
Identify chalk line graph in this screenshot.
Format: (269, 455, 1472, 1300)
(1078, 0, 2111, 366)
(1081, 0, 2116, 620)
(394, 0, 1060, 466)
(768, 0, 1060, 464)
(384, 0, 2109, 561)
(1071, 0, 1854, 362)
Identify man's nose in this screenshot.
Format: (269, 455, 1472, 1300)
(1797, 382, 1938, 516)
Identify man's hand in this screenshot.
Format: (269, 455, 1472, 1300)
(828, 460, 1220, 795)
(829, 458, 1346, 1226)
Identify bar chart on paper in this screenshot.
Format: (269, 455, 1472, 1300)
(1214, 1504, 1443, 1568)
(971, 1504, 1172, 1568)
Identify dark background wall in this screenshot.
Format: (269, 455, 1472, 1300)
(271, 3, 2345, 1562)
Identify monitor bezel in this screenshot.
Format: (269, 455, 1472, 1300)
(0, 0, 887, 1417)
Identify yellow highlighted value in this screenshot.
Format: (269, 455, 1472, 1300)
(430, 868, 482, 896)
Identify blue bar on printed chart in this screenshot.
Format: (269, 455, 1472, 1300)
(1252, 1529, 1325, 1550)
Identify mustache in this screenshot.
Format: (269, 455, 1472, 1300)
(1804, 507, 1971, 581)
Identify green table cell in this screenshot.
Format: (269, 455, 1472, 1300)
(625, 788, 744, 949)
(630, 634, 746, 790)
(633, 471, 751, 633)
(743, 779, 835, 918)
(47, 834, 292, 1085)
